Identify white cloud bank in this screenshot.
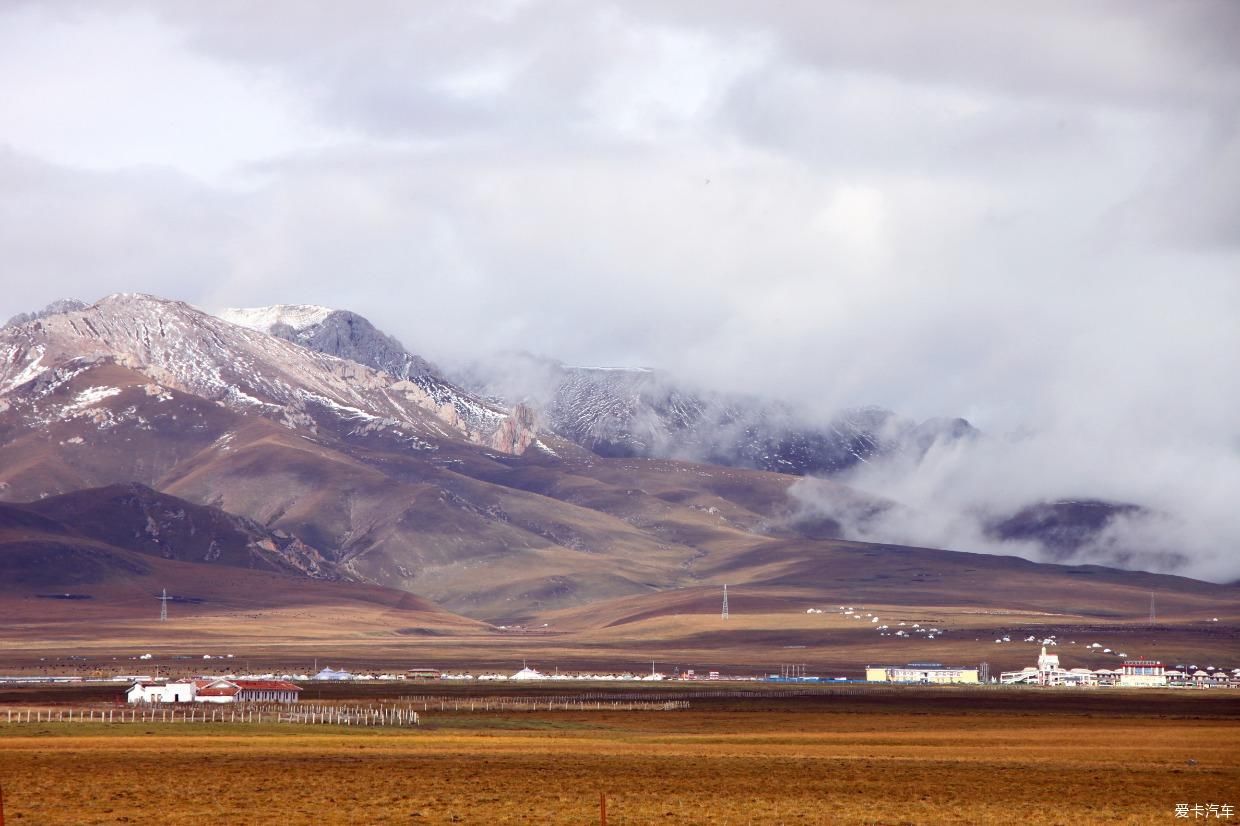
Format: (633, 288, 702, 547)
(1, 1, 1237, 579)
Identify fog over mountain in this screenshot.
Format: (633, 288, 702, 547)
(1, 3, 1237, 579)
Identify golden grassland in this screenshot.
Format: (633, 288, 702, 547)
(2, 597, 1236, 679)
(1, 693, 1237, 824)
(4, 516, 1238, 679)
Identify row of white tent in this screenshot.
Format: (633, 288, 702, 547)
(314, 666, 670, 682)
(475, 668, 667, 681)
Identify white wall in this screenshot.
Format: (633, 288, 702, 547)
(126, 682, 196, 703)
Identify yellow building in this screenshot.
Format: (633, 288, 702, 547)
(866, 663, 980, 684)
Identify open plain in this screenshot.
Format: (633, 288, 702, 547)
(2, 591, 1236, 681)
(0, 687, 1237, 824)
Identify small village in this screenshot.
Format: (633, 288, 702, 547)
(866, 648, 1240, 688)
(5, 642, 1238, 700)
(108, 649, 1240, 704)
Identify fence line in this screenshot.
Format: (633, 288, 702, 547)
(175, 697, 691, 714)
(0, 706, 420, 728)
(0, 697, 692, 728)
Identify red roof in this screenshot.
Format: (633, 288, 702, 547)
(233, 680, 302, 692)
(195, 686, 240, 697)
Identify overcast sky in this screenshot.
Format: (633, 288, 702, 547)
(3, 2, 1239, 577)
(1, 1, 1236, 414)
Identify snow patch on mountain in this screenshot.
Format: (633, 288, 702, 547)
(0, 344, 47, 396)
(0, 294, 534, 454)
(217, 302, 537, 454)
(458, 352, 976, 476)
(218, 304, 336, 333)
(64, 385, 122, 414)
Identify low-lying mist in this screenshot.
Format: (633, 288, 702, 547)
(788, 424, 1240, 584)
(456, 349, 1240, 585)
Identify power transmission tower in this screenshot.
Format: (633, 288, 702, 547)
(159, 588, 169, 622)
(721, 584, 729, 621)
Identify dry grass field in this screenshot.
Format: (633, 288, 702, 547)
(2, 596, 1234, 683)
(1, 690, 1236, 824)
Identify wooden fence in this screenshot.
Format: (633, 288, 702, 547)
(389, 698, 689, 713)
(209, 698, 690, 714)
(0, 696, 691, 728)
(2, 706, 419, 728)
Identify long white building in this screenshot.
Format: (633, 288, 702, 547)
(866, 663, 979, 684)
(126, 678, 302, 704)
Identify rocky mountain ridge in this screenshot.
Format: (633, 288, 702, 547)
(458, 352, 979, 476)
(209, 304, 979, 477)
(220, 304, 440, 382)
(0, 294, 537, 456)
(219, 303, 538, 455)
(4, 298, 87, 328)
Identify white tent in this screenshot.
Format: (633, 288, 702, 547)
(511, 667, 544, 680)
(313, 667, 352, 681)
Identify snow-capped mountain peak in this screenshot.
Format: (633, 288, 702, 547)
(0, 294, 536, 454)
(218, 304, 336, 333)
(212, 302, 536, 450)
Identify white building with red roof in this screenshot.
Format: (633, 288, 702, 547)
(191, 678, 242, 703)
(127, 678, 302, 704)
(231, 679, 302, 703)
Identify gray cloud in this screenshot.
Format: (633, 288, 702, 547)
(789, 428, 1240, 583)
(1, 2, 1237, 578)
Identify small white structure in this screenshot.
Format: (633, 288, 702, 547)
(1093, 668, 1121, 686)
(999, 667, 1039, 685)
(313, 667, 352, 681)
(126, 681, 196, 704)
(511, 666, 545, 681)
(1036, 646, 1064, 686)
(1064, 668, 1098, 687)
